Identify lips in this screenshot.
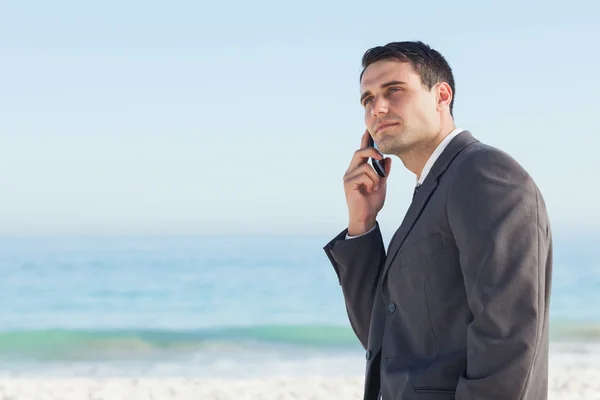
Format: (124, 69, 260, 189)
(375, 122, 399, 133)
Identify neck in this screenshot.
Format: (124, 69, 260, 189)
(399, 124, 456, 180)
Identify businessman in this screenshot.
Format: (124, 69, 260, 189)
(323, 41, 553, 399)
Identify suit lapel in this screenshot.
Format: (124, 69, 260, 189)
(381, 176, 438, 280)
(381, 131, 479, 281)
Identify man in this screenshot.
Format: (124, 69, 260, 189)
(323, 41, 553, 400)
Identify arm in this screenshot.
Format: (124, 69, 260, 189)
(323, 222, 386, 349)
(448, 149, 551, 399)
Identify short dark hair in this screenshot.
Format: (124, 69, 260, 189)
(360, 41, 455, 116)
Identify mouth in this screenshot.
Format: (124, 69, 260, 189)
(375, 122, 399, 134)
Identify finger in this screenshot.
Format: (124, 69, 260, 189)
(347, 147, 383, 173)
(345, 163, 381, 189)
(360, 129, 371, 149)
(345, 172, 376, 193)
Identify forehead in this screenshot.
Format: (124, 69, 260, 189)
(360, 59, 420, 92)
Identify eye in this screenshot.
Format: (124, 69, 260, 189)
(388, 87, 401, 94)
(362, 97, 373, 106)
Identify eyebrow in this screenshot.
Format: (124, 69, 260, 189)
(360, 80, 406, 104)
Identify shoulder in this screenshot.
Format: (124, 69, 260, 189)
(452, 141, 533, 187)
(447, 140, 539, 211)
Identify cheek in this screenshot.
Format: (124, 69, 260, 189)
(364, 109, 375, 126)
(408, 95, 435, 121)
(422, 94, 439, 115)
(389, 95, 411, 116)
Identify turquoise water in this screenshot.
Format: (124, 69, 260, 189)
(0, 233, 598, 377)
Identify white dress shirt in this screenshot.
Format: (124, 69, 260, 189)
(346, 128, 464, 239)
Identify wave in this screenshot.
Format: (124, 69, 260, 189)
(0, 325, 359, 361)
(1, 321, 598, 362)
(550, 321, 600, 341)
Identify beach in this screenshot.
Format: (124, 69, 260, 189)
(1, 235, 598, 399)
(0, 369, 597, 400)
(1, 342, 600, 400)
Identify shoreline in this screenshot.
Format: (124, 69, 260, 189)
(0, 367, 599, 400)
(0, 342, 599, 399)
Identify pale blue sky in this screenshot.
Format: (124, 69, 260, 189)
(1, 0, 598, 239)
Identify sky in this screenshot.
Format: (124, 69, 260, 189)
(1, 0, 598, 239)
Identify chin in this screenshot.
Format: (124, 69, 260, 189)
(373, 137, 389, 154)
(376, 129, 404, 153)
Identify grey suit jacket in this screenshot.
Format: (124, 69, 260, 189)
(324, 131, 552, 400)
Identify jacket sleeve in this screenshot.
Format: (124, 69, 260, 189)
(447, 148, 552, 399)
(323, 222, 387, 349)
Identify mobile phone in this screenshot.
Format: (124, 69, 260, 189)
(368, 135, 386, 178)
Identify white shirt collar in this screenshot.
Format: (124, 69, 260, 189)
(417, 128, 464, 186)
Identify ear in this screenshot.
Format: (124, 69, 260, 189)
(436, 82, 453, 111)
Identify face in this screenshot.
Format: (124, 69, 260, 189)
(360, 59, 442, 156)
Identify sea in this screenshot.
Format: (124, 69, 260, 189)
(0, 232, 598, 379)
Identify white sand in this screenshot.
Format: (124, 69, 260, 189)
(0, 368, 599, 400)
(0, 376, 363, 400)
(1, 345, 599, 399)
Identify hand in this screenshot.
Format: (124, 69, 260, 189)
(343, 130, 392, 236)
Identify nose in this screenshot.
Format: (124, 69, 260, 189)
(370, 95, 389, 117)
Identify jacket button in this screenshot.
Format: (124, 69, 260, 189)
(388, 302, 396, 313)
(366, 350, 371, 360)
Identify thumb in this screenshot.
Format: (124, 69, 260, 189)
(383, 157, 392, 178)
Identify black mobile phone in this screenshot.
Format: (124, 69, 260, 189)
(368, 135, 386, 178)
